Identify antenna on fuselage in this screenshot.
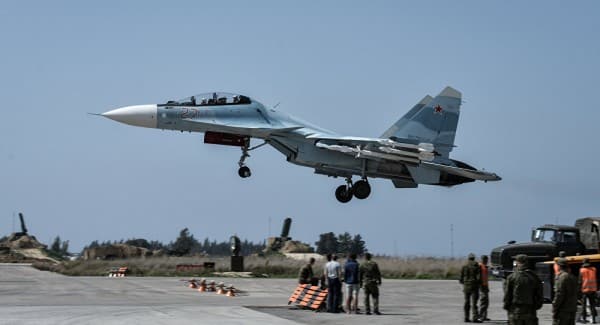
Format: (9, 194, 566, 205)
(273, 102, 280, 109)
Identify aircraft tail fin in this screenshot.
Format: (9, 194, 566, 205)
(381, 87, 461, 157)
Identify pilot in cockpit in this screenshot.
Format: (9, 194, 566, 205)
(233, 95, 240, 104)
(191, 96, 196, 106)
(200, 98, 207, 105)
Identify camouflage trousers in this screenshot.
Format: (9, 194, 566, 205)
(463, 287, 479, 320)
(479, 286, 489, 320)
(508, 313, 538, 325)
(552, 311, 575, 325)
(363, 282, 379, 313)
(508, 305, 538, 325)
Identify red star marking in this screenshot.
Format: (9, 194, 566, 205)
(434, 105, 443, 114)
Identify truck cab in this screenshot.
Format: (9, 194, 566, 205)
(490, 225, 585, 278)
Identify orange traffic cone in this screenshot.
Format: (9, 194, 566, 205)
(226, 287, 236, 297)
(208, 280, 216, 292)
(197, 279, 207, 292)
(216, 282, 226, 295)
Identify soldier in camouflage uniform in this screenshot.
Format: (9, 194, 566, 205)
(460, 253, 481, 323)
(552, 257, 577, 325)
(360, 253, 382, 315)
(298, 257, 315, 285)
(503, 254, 543, 325)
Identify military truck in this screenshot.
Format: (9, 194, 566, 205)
(490, 217, 600, 278)
(536, 253, 600, 302)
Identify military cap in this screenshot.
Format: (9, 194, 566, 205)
(556, 257, 568, 266)
(515, 254, 527, 263)
(468, 253, 475, 260)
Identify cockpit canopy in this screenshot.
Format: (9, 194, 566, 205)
(163, 92, 251, 107)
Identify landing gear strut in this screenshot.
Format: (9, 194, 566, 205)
(334, 177, 371, 203)
(237, 140, 267, 179)
(238, 146, 251, 178)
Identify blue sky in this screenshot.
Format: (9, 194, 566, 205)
(1, 1, 599, 256)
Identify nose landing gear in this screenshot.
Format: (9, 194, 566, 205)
(236, 140, 267, 179)
(334, 178, 371, 203)
(238, 146, 252, 178)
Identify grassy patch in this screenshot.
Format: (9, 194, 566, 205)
(33, 255, 466, 279)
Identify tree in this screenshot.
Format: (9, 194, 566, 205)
(337, 232, 353, 255)
(170, 228, 199, 256)
(60, 240, 70, 256)
(50, 236, 61, 253)
(349, 234, 367, 255)
(125, 238, 150, 249)
(49, 236, 69, 256)
(315, 232, 338, 255)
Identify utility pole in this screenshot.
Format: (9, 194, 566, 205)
(450, 223, 455, 259)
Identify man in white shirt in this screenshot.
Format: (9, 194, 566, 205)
(324, 253, 342, 313)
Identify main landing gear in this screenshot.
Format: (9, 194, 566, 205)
(335, 178, 371, 203)
(237, 140, 267, 179)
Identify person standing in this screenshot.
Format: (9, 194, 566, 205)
(479, 255, 490, 322)
(578, 258, 597, 323)
(503, 254, 543, 325)
(552, 257, 578, 325)
(324, 254, 342, 313)
(554, 251, 568, 275)
(360, 253, 382, 315)
(298, 257, 316, 285)
(460, 253, 481, 323)
(344, 253, 360, 314)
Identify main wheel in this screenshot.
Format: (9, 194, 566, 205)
(335, 185, 353, 203)
(238, 166, 251, 178)
(353, 180, 371, 199)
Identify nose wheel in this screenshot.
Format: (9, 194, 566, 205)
(335, 178, 371, 203)
(238, 166, 251, 178)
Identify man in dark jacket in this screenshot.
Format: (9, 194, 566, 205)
(344, 253, 360, 314)
(503, 254, 543, 325)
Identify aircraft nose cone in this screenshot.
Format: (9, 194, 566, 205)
(102, 104, 158, 128)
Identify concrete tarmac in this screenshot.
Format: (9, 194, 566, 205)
(0, 264, 556, 324)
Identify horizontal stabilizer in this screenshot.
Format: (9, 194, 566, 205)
(422, 162, 501, 181)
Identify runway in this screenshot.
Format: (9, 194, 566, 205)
(0, 263, 555, 324)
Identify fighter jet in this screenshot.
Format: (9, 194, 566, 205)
(101, 87, 500, 203)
